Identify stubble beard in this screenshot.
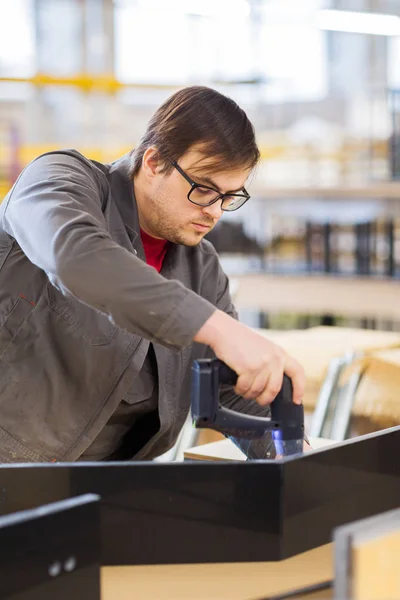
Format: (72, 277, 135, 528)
(145, 191, 212, 247)
(150, 215, 206, 246)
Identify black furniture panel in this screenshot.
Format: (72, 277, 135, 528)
(0, 495, 101, 599)
(0, 427, 398, 566)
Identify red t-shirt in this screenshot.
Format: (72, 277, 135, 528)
(140, 228, 169, 273)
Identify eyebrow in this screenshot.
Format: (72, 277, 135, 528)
(189, 172, 246, 194)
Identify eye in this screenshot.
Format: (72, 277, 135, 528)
(225, 195, 240, 206)
(190, 186, 219, 204)
(222, 194, 249, 211)
(195, 187, 215, 196)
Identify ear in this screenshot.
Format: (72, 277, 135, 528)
(142, 147, 163, 179)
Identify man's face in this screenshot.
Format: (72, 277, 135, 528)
(138, 146, 250, 246)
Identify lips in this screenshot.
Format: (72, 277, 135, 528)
(192, 222, 212, 231)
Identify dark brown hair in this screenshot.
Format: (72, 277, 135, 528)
(131, 86, 260, 177)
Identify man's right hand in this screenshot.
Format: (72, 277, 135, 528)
(193, 309, 305, 406)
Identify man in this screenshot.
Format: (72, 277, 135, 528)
(0, 86, 305, 463)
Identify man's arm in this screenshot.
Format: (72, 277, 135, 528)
(201, 251, 275, 458)
(210, 251, 307, 459)
(1, 153, 215, 349)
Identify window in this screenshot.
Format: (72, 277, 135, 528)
(115, 3, 191, 84)
(0, 0, 35, 77)
(388, 36, 400, 89)
(115, 0, 328, 103)
(259, 0, 328, 102)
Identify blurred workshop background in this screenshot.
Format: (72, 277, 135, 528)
(1, 0, 400, 448)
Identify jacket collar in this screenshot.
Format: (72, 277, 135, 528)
(107, 151, 181, 274)
(108, 151, 140, 244)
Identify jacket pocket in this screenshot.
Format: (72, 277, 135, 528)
(0, 425, 45, 463)
(46, 282, 117, 346)
(0, 294, 35, 358)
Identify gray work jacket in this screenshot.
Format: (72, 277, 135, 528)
(0, 150, 273, 463)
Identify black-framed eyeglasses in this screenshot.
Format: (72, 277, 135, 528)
(170, 160, 250, 212)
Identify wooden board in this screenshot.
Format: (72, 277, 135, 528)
(352, 349, 400, 424)
(334, 507, 400, 600)
(249, 182, 400, 200)
(253, 326, 400, 414)
(352, 530, 400, 600)
(101, 544, 333, 600)
(183, 437, 336, 462)
(256, 326, 400, 382)
(233, 275, 400, 322)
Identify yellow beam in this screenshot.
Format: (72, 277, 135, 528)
(0, 74, 183, 93)
(0, 74, 258, 93)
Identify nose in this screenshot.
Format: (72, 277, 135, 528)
(201, 200, 223, 221)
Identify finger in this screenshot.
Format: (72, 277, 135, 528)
(243, 368, 270, 400)
(234, 372, 258, 398)
(283, 357, 305, 404)
(255, 368, 284, 406)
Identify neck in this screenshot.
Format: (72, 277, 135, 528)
(133, 171, 164, 240)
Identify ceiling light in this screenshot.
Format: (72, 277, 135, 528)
(132, 0, 250, 18)
(316, 9, 400, 36)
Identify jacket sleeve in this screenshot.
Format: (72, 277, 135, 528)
(204, 250, 277, 459)
(1, 153, 216, 349)
(213, 260, 309, 458)
(211, 259, 308, 460)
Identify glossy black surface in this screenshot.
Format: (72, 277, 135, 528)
(282, 426, 400, 557)
(0, 495, 101, 599)
(0, 426, 398, 566)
